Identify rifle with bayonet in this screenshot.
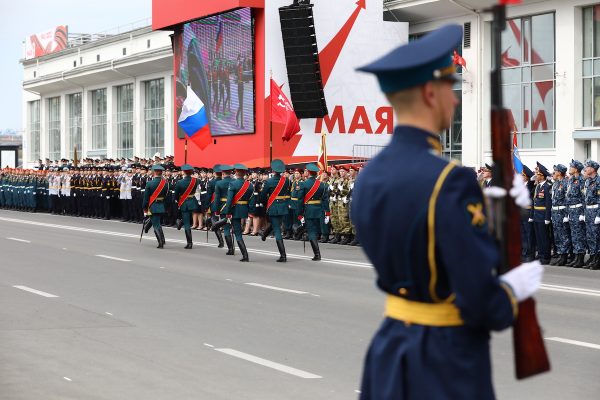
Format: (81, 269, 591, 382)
(487, 0, 550, 380)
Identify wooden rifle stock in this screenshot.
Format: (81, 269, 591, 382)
(489, 3, 550, 380)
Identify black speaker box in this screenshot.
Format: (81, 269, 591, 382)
(279, 4, 328, 119)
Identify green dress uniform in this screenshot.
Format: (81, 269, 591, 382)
(259, 159, 291, 262)
(174, 165, 200, 249)
(222, 164, 256, 262)
(142, 165, 169, 248)
(214, 165, 235, 254)
(297, 164, 331, 261)
(208, 164, 225, 248)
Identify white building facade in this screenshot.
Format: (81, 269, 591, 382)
(385, 0, 600, 168)
(21, 26, 173, 167)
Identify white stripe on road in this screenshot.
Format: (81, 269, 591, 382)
(13, 285, 58, 298)
(244, 282, 309, 295)
(95, 255, 131, 262)
(6, 237, 30, 243)
(214, 348, 322, 379)
(546, 337, 600, 350)
(0, 216, 373, 268)
(540, 284, 600, 297)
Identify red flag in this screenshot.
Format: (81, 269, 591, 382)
(453, 50, 467, 71)
(317, 131, 327, 172)
(270, 78, 301, 141)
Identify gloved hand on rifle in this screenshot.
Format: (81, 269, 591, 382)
(499, 260, 544, 302)
(298, 215, 305, 225)
(483, 173, 531, 209)
(324, 212, 330, 224)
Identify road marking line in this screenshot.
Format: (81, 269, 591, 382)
(0, 216, 373, 268)
(244, 283, 309, 295)
(545, 337, 600, 350)
(6, 237, 30, 243)
(214, 348, 322, 379)
(13, 285, 58, 298)
(540, 284, 600, 297)
(203, 343, 215, 348)
(63, 377, 72, 382)
(105, 312, 113, 316)
(95, 255, 131, 262)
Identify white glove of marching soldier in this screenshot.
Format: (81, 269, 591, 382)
(595, 216, 600, 225)
(580, 215, 586, 222)
(483, 173, 531, 209)
(500, 260, 544, 302)
(563, 216, 569, 223)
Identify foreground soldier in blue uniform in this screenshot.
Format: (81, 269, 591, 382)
(142, 165, 169, 249)
(174, 164, 199, 249)
(353, 25, 543, 400)
(260, 159, 291, 262)
(566, 160, 586, 268)
(550, 164, 570, 266)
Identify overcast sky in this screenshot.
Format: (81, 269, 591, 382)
(0, 0, 152, 132)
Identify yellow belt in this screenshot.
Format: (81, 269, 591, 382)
(187, 195, 195, 199)
(220, 197, 227, 201)
(385, 295, 464, 327)
(306, 200, 321, 205)
(533, 206, 546, 210)
(156, 197, 164, 201)
(236, 201, 249, 205)
(291, 197, 299, 201)
(276, 196, 290, 200)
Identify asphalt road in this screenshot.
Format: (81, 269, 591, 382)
(0, 209, 599, 399)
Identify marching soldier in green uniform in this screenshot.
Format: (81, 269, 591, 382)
(297, 163, 331, 261)
(208, 164, 225, 248)
(222, 164, 256, 262)
(214, 164, 235, 255)
(174, 164, 199, 249)
(260, 159, 292, 262)
(142, 165, 169, 249)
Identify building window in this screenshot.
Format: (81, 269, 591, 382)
(47, 97, 61, 161)
(144, 79, 164, 158)
(582, 6, 600, 127)
(96, 54, 100, 62)
(123, 47, 127, 56)
(116, 84, 134, 158)
(28, 100, 40, 162)
(147, 39, 151, 48)
(501, 13, 555, 149)
(91, 89, 107, 158)
(68, 93, 82, 159)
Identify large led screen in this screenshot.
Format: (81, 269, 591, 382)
(174, 8, 254, 137)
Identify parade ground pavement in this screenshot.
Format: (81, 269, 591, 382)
(0, 209, 599, 399)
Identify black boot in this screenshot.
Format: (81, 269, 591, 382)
(261, 224, 273, 242)
(143, 218, 152, 234)
(550, 256, 560, 266)
(590, 256, 600, 270)
(583, 254, 595, 269)
(556, 254, 567, 266)
(349, 236, 360, 246)
(571, 254, 585, 268)
(310, 239, 321, 261)
(215, 230, 225, 248)
(225, 235, 235, 255)
(176, 218, 183, 230)
(159, 227, 166, 247)
(154, 230, 163, 249)
(329, 234, 341, 244)
(184, 229, 193, 249)
(238, 240, 249, 262)
(340, 235, 352, 245)
(276, 239, 286, 262)
(319, 234, 329, 243)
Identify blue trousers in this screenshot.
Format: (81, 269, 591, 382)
(151, 214, 162, 231)
(585, 208, 599, 255)
(551, 209, 571, 255)
(533, 221, 550, 260)
(181, 210, 192, 230)
(567, 207, 586, 254)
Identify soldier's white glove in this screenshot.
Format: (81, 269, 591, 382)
(509, 173, 531, 208)
(106, 196, 110, 199)
(343, 197, 348, 204)
(580, 215, 585, 222)
(595, 216, 600, 225)
(528, 218, 533, 223)
(563, 216, 569, 223)
(544, 220, 550, 225)
(299, 216, 305, 225)
(324, 216, 330, 224)
(500, 260, 544, 302)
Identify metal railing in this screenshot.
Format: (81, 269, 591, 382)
(352, 144, 386, 164)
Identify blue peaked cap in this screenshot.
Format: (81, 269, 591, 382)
(357, 24, 463, 93)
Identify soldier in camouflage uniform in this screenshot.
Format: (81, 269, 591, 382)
(336, 166, 353, 245)
(550, 164, 570, 266)
(328, 165, 342, 243)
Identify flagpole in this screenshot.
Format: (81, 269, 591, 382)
(185, 139, 188, 164)
(269, 69, 273, 164)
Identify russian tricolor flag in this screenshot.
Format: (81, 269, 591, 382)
(215, 18, 223, 53)
(513, 131, 523, 174)
(178, 86, 212, 150)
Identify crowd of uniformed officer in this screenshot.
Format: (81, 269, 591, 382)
(478, 159, 600, 270)
(0, 157, 363, 258)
